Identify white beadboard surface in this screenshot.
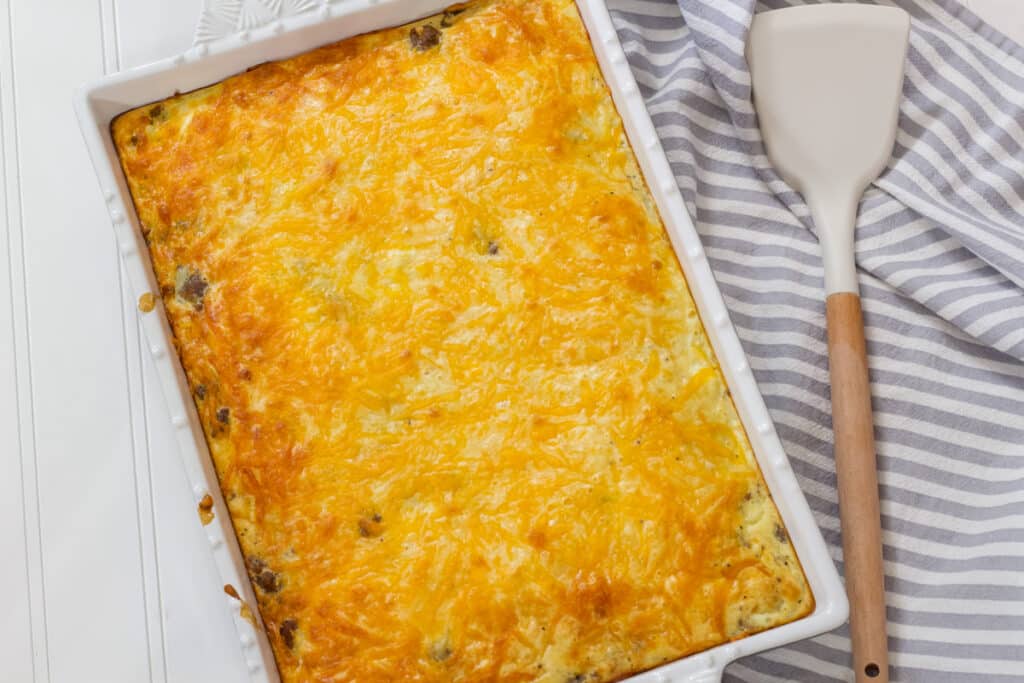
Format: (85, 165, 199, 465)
(1, 1, 245, 681)
(1, 1, 1021, 681)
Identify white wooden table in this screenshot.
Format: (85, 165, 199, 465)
(1, 1, 1021, 681)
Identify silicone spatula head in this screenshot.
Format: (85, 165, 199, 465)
(748, 5, 909, 294)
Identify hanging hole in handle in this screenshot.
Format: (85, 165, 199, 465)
(865, 663, 881, 678)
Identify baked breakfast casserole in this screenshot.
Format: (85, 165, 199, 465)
(112, 0, 813, 680)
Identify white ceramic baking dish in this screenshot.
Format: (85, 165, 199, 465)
(74, 1, 848, 681)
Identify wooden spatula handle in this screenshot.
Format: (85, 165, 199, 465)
(825, 292, 889, 683)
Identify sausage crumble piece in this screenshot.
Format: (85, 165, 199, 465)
(174, 266, 208, 310)
(247, 557, 281, 593)
(410, 25, 441, 51)
(429, 639, 452, 662)
(148, 104, 167, 123)
(280, 619, 298, 649)
(358, 512, 384, 538)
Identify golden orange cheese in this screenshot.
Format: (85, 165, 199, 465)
(112, 0, 813, 680)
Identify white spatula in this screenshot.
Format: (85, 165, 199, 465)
(747, 6, 909, 683)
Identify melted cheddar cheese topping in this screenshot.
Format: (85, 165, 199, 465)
(113, 1, 812, 680)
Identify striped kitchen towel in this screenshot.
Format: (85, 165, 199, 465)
(195, 0, 1024, 681)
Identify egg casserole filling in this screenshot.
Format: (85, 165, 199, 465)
(112, 0, 813, 680)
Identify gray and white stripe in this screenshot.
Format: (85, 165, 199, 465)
(196, 0, 1024, 680)
(608, 0, 1024, 680)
